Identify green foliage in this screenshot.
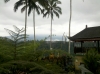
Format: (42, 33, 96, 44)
(0, 53, 12, 64)
(5, 25, 25, 60)
(42, 49, 71, 57)
(36, 41, 74, 54)
(43, 0, 62, 19)
(26, 40, 40, 51)
(0, 61, 54, 74)
(0, 36, 75, 74)
(19, 48, 44, 62)
(83, 49, 100, 74)
(39, 49, 75, 73)
(0, 37, 13, 56)
(37, 60, 66, 74)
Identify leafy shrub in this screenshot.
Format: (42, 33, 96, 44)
(0, 61, 54, 74)
(83, 49, 100, 74)
(0, 53, 12, 63)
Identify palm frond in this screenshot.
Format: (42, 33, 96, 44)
(51, 0, 61, 5)
(14, 0, 25, 12)
(35, 6, 41, 15)
(21, 6, 26, 13)
(41, 9, 45, 14)
(4, 0, 10, 3)
(28, 6, 33, 16)
(53, 10, 59, 18)
(27, 0, 42, 16)
(52, 3, 56, 7)
(56, 0, 61, 4)
(43, 10, 50, 18)
(43, 0, 61, 19)
(55, 7, 62, 14)
(28, 0, 36, 16)
(38, 0, 48, 8)
(50, 0, 53, 6)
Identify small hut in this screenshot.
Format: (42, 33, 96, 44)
(69, 25, 100, 54)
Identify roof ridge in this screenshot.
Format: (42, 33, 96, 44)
(87, 26, 100, 29)
(69, 26, 100, 41)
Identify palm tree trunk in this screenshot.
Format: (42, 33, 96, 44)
(68, 0, 72, 54)
(33, 9, 36, 50)
(50, 13, 52, 50)
(24, 0, 27, 47)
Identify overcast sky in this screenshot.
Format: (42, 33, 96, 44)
(0, 0, 100, 40)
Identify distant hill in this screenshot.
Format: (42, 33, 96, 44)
(4, 34, 64, 41)
(22, 35, 62, 41)
(0, 36, 74, 54)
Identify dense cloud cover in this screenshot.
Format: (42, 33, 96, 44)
(0, 0, 100, 40)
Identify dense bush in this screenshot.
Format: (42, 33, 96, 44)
(83, 49, 100, 74)
(0, 61, 54, 74)
(0, 36, 75, 74)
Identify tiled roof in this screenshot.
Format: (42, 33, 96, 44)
(69, 26, 100, 41)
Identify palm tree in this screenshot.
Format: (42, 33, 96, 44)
(28, 2, 42, 50)
(4, 0, 28, 47)
(33, 0, 48, 50)
(14, 0, 28, 47)
(43, 0, 62, 50)
(68, 0, 72, 54)
(68, 0, 84, 54)
(21, 0, 41, 50)
(25, 0, 27, 47)
(14, 0, 48, 50)
(27, 0, 48, 50)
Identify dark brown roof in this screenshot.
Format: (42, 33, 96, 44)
(69, 26, 100, 41)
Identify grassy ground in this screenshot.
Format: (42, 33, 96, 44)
(74, 55, 84, 70)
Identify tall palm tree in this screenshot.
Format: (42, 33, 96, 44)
(4, 0, 28, 46)
(14, 0, 48, 49)
(68, 0, 84, 54)
(22, 0, 47, 50)
(14, 0, 28, 47)
(4, 0, 27, 46)
(26, 1, 41, 50)
(25, 0, 27, 46)
(43, 0, 62, 50)
(28, 0, 48, 50)
(68, 0, 72, 54)
(27, 0, 48, 50)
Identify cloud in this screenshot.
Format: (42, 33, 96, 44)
(0, 0, 100, 40)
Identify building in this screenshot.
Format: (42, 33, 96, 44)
(69, 25, 100, 54)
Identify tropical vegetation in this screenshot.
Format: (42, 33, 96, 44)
(43, 0, 62, 49)
(0, 35, 74, 74)
(83, 49, 100, 74)
(3, 0, 100, 74)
